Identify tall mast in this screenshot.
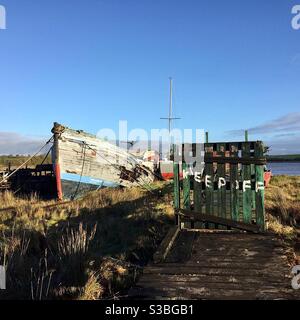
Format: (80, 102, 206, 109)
(161, 77, 180, 134)
(168, 77, 173, 133)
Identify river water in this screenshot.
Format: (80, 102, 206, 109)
(267, 162, 300, 176)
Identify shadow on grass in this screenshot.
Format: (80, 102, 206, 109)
(0, 183, 174, 300)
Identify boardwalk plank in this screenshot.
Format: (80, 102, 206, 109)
(129, 230, 299, 300)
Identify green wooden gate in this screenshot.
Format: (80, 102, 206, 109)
(173, 140, 266, 233)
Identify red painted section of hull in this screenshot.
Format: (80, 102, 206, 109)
(161, 172, 183, 180)
(264, 171, 272, 187)
(161, 173, 173, 180)
(54, 163, 63, 200)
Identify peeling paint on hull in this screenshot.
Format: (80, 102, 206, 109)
(61, 173, 120, 199)
(52, 123, 154, 200)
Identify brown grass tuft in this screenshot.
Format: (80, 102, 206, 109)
(0, 182, 173, 299)
(78, 272, 104, 300)
(265, 176, 300, 228)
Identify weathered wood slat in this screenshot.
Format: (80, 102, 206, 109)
(129, 231, 298, 300)
(136, 280, 293, 291)
(217, 143, 226, 226)
(147, 262, 290, 272)
(204, 156, 266, 165)
(255, 141, 266, 231)
(242, 142, 252, 224)
(153, 226, 180, 264)
(205, 143, 214, 229)
(182, 163, 190, 210)
(193, 173, 202, 216)
(173, 162, 180, 226)
(53, 124, 155, 194)
(230, 143, 239, 221)
(165, 231, 196, 263)
(129, 286, 296, 300)
(143, 259, 292, 277)
(137, 274, 289, 285)
(177, 209, 261, 233)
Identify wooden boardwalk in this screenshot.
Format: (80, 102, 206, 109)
(129, 229, 300, 300)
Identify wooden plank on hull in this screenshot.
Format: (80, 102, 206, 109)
(52, 122, 155, 198)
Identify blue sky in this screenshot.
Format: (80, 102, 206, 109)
(0, 0, 300, 154)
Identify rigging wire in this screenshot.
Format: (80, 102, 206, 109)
(71, 142, 87, 200)
(0, 136, 54, 185)
(40, 145, 53, 165)
(86, 143, 155, 193)
(83, 142, 156, 194)
(13, 145, 53, 195)
(1, 134, 160, 197)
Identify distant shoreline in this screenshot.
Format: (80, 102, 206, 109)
(266, 154, 300, 163)
(267, 160, 300, 163)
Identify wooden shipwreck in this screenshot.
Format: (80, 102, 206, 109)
(1, 123, 155, 200)
(51, 123, 155, 200)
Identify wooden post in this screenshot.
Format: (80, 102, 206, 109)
(205, 131, 211, 229)
(205, 143, 214, 229)
(230, 143, 239, 221)
(205, 132, 209, 144)
(242, 142, 252, 224)
(255, 142, 265, 231)
(245, 131, 256, 210)
(193, 164, 202, 227)
(182, 162, 191, 228)
(182, 162, 191, 209)
(52, 122, 63, 201)
(217, 143, 226, 229)
(173, 145, 181, 227)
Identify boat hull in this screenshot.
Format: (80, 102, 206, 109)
(51, 123, 154, 200)
(264, 171, 272, 187)
(60, 173, 120, 199)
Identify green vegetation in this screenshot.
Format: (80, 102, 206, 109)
(0, 182, 174, 300)
(0, 155, 51, 170)
(0, 175, 299, 300)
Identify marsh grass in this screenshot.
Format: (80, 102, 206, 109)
(0, 181, 173, 300)
(58, 223, 97, 286)
(265, 176, 300, 237)
(0, 155, 51, 170)
(0, 176, 298, 299)
(78, 271, 104, 300)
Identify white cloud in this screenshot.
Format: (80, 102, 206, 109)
(265, 135, 300, 155)
(227, 112, 300, 136)
(0, 132, 49, 155)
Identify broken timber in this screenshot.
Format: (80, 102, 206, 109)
(177, 209, 262, 233)
(153, 226, 180, 264)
